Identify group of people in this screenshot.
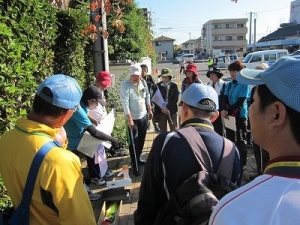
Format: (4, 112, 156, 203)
(134, 56, 300, 225)
(1, 56, 300, 224)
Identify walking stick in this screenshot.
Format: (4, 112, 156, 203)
(130, 128, 139, 172)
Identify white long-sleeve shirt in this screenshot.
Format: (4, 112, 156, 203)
(119, 79, 150, 120)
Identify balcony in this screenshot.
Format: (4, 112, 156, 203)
(212, 27, 248, 35)
(212, 39, 247, 47)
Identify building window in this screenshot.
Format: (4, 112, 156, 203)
(225, 24, 234, 29)
(214, 36, 219, 41)
(237, 24, 244, 28)
(225, 36, 232, 41)
(156, 41, 161, 46)
(237, 36, 243, 40)
(214, 24, 221, 29)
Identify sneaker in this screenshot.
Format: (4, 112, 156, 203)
(154, 126, 160, 133)
(91, 178, 106, 185)
(104, 169, 114, 178)
(147, 124, 151, 131)
(88, 191, 102, 201)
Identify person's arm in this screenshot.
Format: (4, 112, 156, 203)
(227, 97, 246, 114)
(85, 124, 118, 145)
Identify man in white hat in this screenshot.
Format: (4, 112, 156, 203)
(119, 64, 153, 176)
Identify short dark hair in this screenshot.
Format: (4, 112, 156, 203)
(140, 64, 148, 70)
(257, 85, 300, 144)
(186, 99, 217, 119)
(228, 60, 244, 72)
(32, 87, 69, 117)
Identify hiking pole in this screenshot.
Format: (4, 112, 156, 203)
(130, 128, 139, 172)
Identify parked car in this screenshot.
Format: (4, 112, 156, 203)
(288, 50, 300, 56)
(176, 53, 194, 62)
(217, 54, 238, 69)
(242, 49, 288, 69)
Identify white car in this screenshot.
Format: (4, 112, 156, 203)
(176, 54, 194, 62)
(217, 54, 238, 69)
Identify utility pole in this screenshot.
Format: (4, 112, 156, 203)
(90, 0, 109, 76)
(253, 18, 257, 51)
(249, 12, 252, 44)
(189, 32, 192, 54)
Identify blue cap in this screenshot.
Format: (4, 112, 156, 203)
(181, 83, 219, 111)
(237, 56, 300, 113)
(37, 74, 82, 109)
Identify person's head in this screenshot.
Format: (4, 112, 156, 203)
(213, 55, 216, 58)
(159, 68, 172, 83)
(81, 86, 103, 110)
(140, 64, 148, 78)
(179, 83, 219, 123)
(33, 74, 82, 127)
(185, 64, 198, 80)
(95, 71, 111, 91)
(206, 66, 223, 83)
(237, 57, 300, 156)
(228, 60, 244, 80)
(129, 64, 142, 84)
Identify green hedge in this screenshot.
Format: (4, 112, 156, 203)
(0, 0, 58, 134)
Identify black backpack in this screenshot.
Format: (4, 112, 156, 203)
(155, 126, 239, 225)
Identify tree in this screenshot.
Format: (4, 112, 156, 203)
(106, 1, 156, 62)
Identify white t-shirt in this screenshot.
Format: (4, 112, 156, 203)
(209, 174, 300, 225)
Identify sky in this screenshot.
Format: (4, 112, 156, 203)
(136, 0, 292, 45)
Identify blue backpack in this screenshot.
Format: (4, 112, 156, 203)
(0, 141, 56, 225)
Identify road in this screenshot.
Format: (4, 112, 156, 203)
(110, 61, 231, 87)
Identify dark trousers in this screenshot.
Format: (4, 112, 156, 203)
(180, 66, 185, 73)
(253, 142, 269, 174)
(127, 115, 148, 172)
(225, 117, 248, 167)
(212, 114, 224, 136)
(158, 113, 177, 132)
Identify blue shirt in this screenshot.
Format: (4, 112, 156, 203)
(224, 81, 250, 118)
(64, 102, 92, 150)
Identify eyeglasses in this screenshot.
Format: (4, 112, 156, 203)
(72, 105, 79, 112)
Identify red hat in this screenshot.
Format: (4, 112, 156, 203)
(185, 64, 198, 75)
(97, 71, 111, 87)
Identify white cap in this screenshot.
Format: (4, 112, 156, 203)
(130, 64, 142, 76)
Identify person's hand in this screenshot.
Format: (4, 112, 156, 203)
(127, 118, 134, 130)
(55, 127, 67, 147)
(161, 107, 169, 115)
(148, 110, 153, 120)
(221, 110, 229, 119)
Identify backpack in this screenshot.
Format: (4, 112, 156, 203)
(0, 141, 56, 225)
(155, 126, 239, 225)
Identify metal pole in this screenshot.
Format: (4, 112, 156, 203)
(130, 129, 139, 172)
(253, 18, 257, 51)
(249, 12, 252, 44)
(189, 32, 192, 54)
(90, 0, 109, 76)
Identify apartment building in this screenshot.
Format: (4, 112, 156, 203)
(202, 18, 248, 56)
